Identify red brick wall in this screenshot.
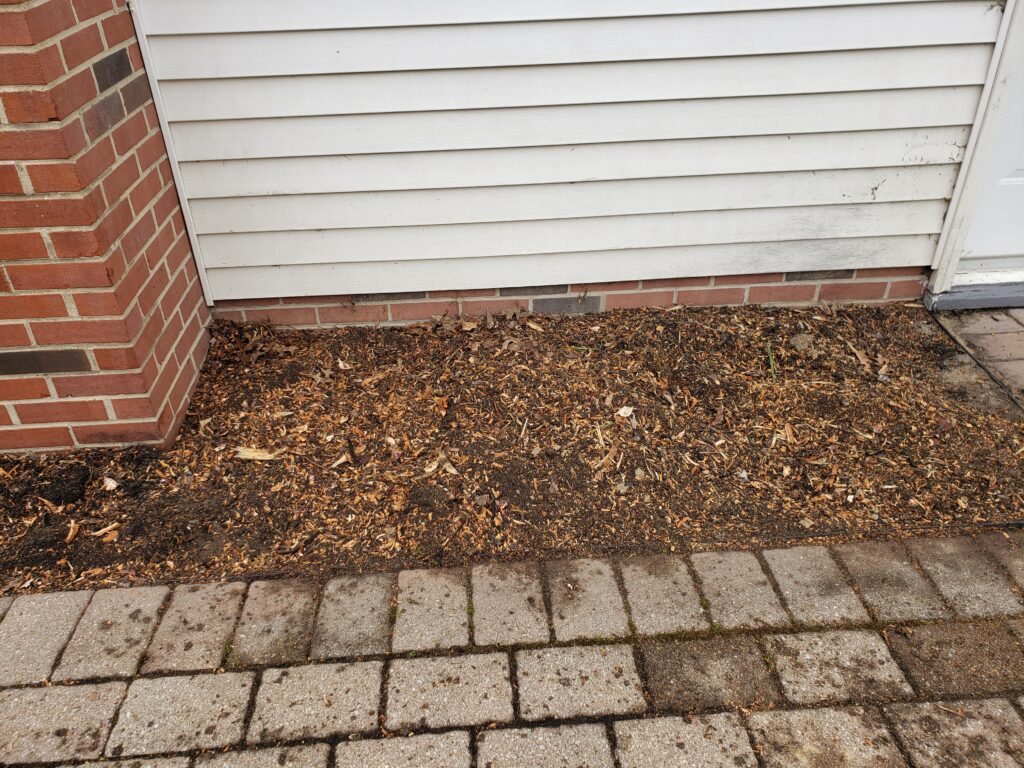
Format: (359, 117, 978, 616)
(0, 0, 209, 452)
(211, 267, 929, 327)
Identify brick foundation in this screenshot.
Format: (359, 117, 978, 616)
(211, 267, 928, 327)
(0, 0, 209, 452)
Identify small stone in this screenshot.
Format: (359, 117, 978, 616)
(763, 546, 868, 626)
(833, 541, 949, 622)
(886, 622, 1024, 697)
(516, 644, 646, 721)
(0, 682, 126, 764)
(887, 699, 1024, 767)
(248, 661, 382, 742)
(334, 732, 471, 768)
(690, 551, 789, 629)
(641, 636, 780, 712)
(386, 653, 512, 730)
(311, 573, 393, 658)
(471, 562, 549, 646)
(106, 672, 254, 756)
(764, 630, 912, 705)
(615, 714, 758, 768)
(908, 537, 1023, 617)
(54, 586, 168, 681)
(143, 582, 246, 674)
(392, 568, 468, 652)
(619, 556, 707, 636)
(196, 745, 330, 768)
(0, 590, 92, 685)
(748, 707, 906, 768)
(477, 724, 613, 768)
(229, 579, 319, 666)
(545, 558, 630, 641)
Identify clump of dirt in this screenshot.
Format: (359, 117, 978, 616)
(1, 304, 1022, 594)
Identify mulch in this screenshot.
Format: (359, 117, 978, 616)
(2, 304, 1022, 594)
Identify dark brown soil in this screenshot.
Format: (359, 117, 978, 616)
(2, 304, 1022, 594)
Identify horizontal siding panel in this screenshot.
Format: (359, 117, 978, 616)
(205, 235, 938, 300)
(147, 3, 1003, 79)
(170, 87, 982, 161)
(159, 45, 991, 121)
(190, 166, 959, 234)
(180, 128, 970, 198)
(142, 0, 972, 35)
(200, 200, 948, 268)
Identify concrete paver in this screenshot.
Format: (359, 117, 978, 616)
(965, 331, 1024, 362)
(248, 661, 382, 742)
(763, 546, 869, 626)
(832, 541, 949, 622)
(196, 745, 330, 768)
(71, 760, 190, 768)
(690, 551, 790, 630)
(615, 714, 758, 768)
(0, 590, 91, 685)
(641, 636, 780, 712)
(54, 586, 168, 681)
(763, 630, 912, 705)
(392, 568, 468, 652)
(0, 595, 12, 620)
(979, 531, 1024, 589)
(471, 562, 549, 646)
(516, 644, 645, 721)
(143, 582, 245, 674)
(386, 652, 512, 730)
(545, 558, 630, 641)
(748, 707, 907, 768)
(334, 732, 471, 768)
(477, 724, 613, 768)
(311, 573, 393, 658)
(619, 556, 707, 636)
(907, 537, 1023, 617)
(106, 672, 254, 756)
(0, 682, 126, 764)
(991, 359, 1024, 392)
(886, 622, 1024, 696)
(887, 699, 1024, 768)
(229, 579, 319, 666)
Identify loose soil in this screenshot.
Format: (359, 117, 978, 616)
(2, 305, 1022, 594)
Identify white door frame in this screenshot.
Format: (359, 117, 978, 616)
(930, 0, 1021, 294)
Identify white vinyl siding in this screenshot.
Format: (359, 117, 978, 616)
(138, 0, 1005, 300)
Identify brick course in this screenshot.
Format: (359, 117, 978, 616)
(0, 0, 209, 452)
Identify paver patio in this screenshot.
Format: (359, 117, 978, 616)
(3, 533, 1024, 766)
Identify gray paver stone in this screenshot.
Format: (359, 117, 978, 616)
(992, 359, 1024, 391)
(966, 331, 1024, 362)
(907, 537, 1023, 617)
(334, 732, 471, 768)
(0, 589, 91, 685)
(763, 546, 868, 626)
(392, 568, 468, 652)
(386, 652, 512, 730)
(979, 531, 1024, 589)
(143, 582, 246, 674)
(248, 661, 382, 742)
(477, 724, 613, 768)
(54, 586, 168, 681)
(1010, 308, 1024, 326)
(943, 311, 1024, 336)
(106, 672, 254, 756)
(0, 682, 126, 764)
(691, 551, 789, 630)
(615, 714, 758, 768)
(832, 541, 949, 622)
(619, 556, 707, 636)
(0, 595, 12, 621)
(197, 744, 330, 768)
(764, 630, 912, 705)
(887, 699, 1024, 768)
(471, 562, 549, 646)
(748, 707, 907, 768)
(69, 760, 190, 768)
(516, 644, 646, 721)
(311, 573, 393, 658)
(545, 558, 629, 641)
(229, 579, 319, 666)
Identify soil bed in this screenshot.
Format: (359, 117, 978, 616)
(2, 305, 1023, 593)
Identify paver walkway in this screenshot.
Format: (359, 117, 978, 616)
(3, 533, 1024, 766)
(938, 308, 1024, 406)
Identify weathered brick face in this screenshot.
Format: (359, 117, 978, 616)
(0, 0, 209, 452)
